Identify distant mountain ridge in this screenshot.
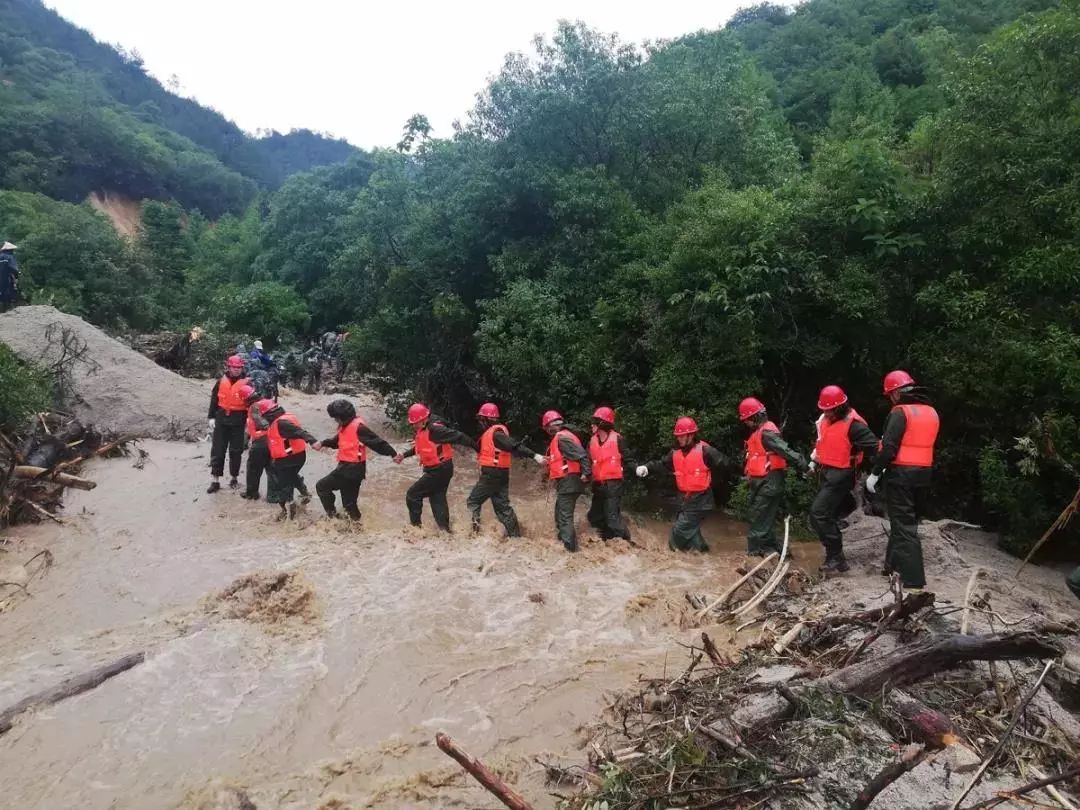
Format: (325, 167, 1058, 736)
(0, 0, 360, 217)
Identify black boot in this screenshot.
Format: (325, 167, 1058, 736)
(229, 477, 240, 490)
(821, 556, 850, 574)
(207, 480, 221, 494)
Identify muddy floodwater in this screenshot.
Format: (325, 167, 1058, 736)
(0, 393, 821, 809)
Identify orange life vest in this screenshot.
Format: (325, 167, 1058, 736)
(894, 404, 939, 467)
(589, 431, 624, 482)
(814, 409, 867, 469)
(337, 417, 368, 463)
(267, 414, 307, 460)
(744, 421, 788, 477)
(245, 411, 266, 441)
(673, 441, 712, 494)
(216, 375, 250, 414)
(478, 425, 512, 469)
(415, 424, 454, 467)
(548, 429, 582, 479)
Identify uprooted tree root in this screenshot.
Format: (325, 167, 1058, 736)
(556, 581, 1080, 810)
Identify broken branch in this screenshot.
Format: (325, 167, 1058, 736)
(435, 732, 533, 810)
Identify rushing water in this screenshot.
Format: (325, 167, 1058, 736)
(0, 393, 818, 809)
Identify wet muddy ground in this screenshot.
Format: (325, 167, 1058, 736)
(0, 392, 815, 809)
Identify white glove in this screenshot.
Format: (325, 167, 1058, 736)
(810, 449, 818, 462)
(207, 418, 216, 433)
(807, 461, 816, 474)
(636, 465, 649, 478)
(866, 473, 880, 494)
(533, 454, 546, 466)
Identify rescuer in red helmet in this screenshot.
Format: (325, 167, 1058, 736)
(586, 406, 634, 543)
(869, 370, 940, 589)
(396, 403, 477, 532)
(809, 385, 879, 573)
(206, 354, 250, 493)
(542, 409, 592, 552)
(466, 402, 544, 538)
(261, 402, 318, 520)
(635, 416, 728, 552)
(737, 397, 809, 557)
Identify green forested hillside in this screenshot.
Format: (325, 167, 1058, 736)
(2, 0, 1077, 546)
(0, 0, 357, 215)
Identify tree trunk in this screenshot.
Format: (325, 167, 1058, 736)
(435, 732, 533, 810)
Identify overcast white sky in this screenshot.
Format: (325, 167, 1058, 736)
(45, 0, 746, 150)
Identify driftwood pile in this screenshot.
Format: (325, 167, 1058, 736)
(0, 411, 131, 528)
(549, 538, 1080, 809)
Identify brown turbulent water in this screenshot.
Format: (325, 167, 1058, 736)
(0, 392, 819, 809)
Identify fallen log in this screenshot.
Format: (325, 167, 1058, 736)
(888, 690, 957, 748)
(13, 466, 96, 490)
(435, 732, 533, 810)
(709, 631, 1063, 742)
(0, 651, 145, 734)
(818, 590, 935, 628)
(849, 743, 927, 810)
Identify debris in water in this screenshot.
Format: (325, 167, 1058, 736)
(527, 591, 545, 604)
(177, 781, 256, 810)
(206, 571, 318, 634)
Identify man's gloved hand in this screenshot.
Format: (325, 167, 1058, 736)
(636, 465, 649, 478)
(807, 461, 816, 475)
(810, 449, 818, 462)
(866, 473, 880, 494)
(207, 418, 216, 433)
(393, 453, 404, 465)
(533, 454, 546, 466)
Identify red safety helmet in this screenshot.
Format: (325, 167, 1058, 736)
(255, 398, 276, 415)
(883, 370, 916, 395)
(592, 406, 616, 425)
(226, 354, 245, 370)
(817, 385, 848, 410)
(477, 402, 500, 419)
(407, 403, 430, 425)
(236, 383, 257, 403)
(738, 397, 766, 421)
(673, 416, 699, 436)
(541, 410, 563, 428)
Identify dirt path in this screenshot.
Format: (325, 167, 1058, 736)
(0, 390, 787, 809)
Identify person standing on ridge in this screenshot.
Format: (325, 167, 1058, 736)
(636, 417, 727, 552)
(809, 385, 880, 573)
(264, 403, 317, 520)
(867, 370, 940, 590)
(587, 406, 633, 542)
(249, 340, 273, 370)
(739, 397, 808, 557)
(207, 354, 250, 493)
(466, 402, 544, 538)
(312, 399, 398, 520)
(396, 403, 476, 532)
(541, 410, 591, 552)
(0, 242, 20, 311)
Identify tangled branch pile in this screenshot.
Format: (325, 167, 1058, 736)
(0, 411, 132, 527)
(560, 563, 1080, 810)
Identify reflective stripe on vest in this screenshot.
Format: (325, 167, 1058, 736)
(589, 431, 624, 482)
(478, 425, 511, 469)
(337, 417, 368, 463)
(744, 421, 788, 477)
(814, 410, 867, 469)
(673, 441, 712, 494)
(245, 412, 266, 441)
(415, 425, 454, 467)
(267, 414, 307, 460)
(217, 375, 250, 413)
(894, 404, 939, 467)
(548, 429, 582, 479)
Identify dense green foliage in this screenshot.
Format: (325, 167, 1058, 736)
(0, 0, 359, 215)
(0, 344, 50, 432)
(1, 0, 1077, 550)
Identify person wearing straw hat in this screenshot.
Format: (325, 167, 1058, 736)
(0, 242, 19, 311)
